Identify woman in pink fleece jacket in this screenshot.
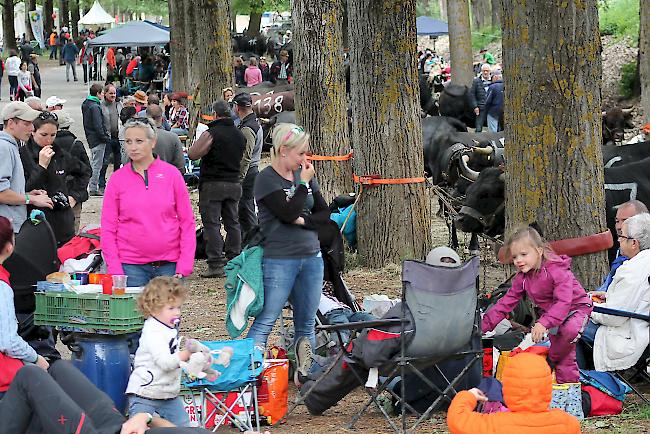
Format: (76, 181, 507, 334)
(244, 57, 263, 87)
(100, 118, 196, 287)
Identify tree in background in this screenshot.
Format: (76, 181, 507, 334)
(70, 0, 80, 39)
(470, 0, 489, 30)
(43, 0, 53, 35)
(230, 0, 290, 35)
(59, 0, 69, 32)
(168, 0, 186, 92)
(2, 0, 18, 52)
(24, 0, 35, 41)
(501, 0, 607, 288)
(491, 0, 501, 28)
(293, 0, 351, 201)
(640, 0, 649, 124)
(447, 0, 474, 87)
(349, 0, 431, 266)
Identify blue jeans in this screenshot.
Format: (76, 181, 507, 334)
(487, 114, 499, 132)
(122, 262, 177, 287)
(324, 308, 376, 344)
(247, 254, 324, 349)
(128, 395, 190, 427)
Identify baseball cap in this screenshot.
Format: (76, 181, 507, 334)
(425, 246, 461, 268)
(2, 101, 41, 122)
(45, 96, 67, 108)
(56, 110, 75, 129)
(233, 93, 253, 107)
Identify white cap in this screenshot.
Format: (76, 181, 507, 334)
(45, 96, 67, 108)
(425, 246, 461, 268)
(1, 101, 41, 122)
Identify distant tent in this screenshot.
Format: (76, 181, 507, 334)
(78, 1, 114, 26)
(87, 21, 169, 47)
(416, 16, 449, 37)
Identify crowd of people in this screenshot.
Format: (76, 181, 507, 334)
(233, 49, 293, 86)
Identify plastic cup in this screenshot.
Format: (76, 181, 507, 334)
(101, 276, 113, 295)
(112, 275, 127, 296)
(89, 273, 101, 284)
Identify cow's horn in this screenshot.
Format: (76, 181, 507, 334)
(622, 107, 633, 115)
(460, 155, 480, 181)
(472, 145, 493, 155)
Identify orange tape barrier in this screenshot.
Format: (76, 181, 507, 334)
(307, 152, 354, 162)
(201, 114, 216, 121)
(352, 174, 426, 186)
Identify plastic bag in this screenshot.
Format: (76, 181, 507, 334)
(257, 359, 289, 425)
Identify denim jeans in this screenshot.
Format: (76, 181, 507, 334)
(128, 395, 190, 427)
(49, 45, 57, 59)
(199, 181, 242, 267)
(99, 139, 122, 189)
(324, 308, 376, 344)
(89, 143, 106, 192)
(487, 114, 499, 132)
(122, 261, 177, 287)
(238, 167, 258, 238)
(65, 61, 77, 81)
(8, 75, 17, 100)
(247, 253, 324, 349)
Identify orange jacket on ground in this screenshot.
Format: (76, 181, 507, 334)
(447, 353, 581, 434)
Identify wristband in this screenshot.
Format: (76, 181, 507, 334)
(144, 412, 153, 425)
(299, 180, 308, 187)
(25, 194, 30, 205)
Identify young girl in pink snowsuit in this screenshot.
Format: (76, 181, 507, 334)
(482, 226, 592, 409)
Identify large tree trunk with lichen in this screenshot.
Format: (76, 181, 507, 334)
(447, 0, 474, 87)
(349, 0, 431, 267)
(293, 0, 351, 201)
(44, 0, 54, 36)
(502, 0, 607, 288)
(3, 1, 17, 52)
(641, 0, 650, 124)
(24, 0, 36, 42)
(169, 0, 187, 93)
(190, 0, 233, 136)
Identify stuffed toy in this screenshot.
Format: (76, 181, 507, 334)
(181, 352, 218, 381)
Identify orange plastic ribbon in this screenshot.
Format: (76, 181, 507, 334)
(307, 152, 354, 162)
(352, 174, 426, 186)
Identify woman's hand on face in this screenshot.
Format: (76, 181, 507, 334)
(300, 160, 315, 182)
(38, 145, 55, 169)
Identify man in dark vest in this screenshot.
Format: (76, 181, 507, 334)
(188, 100, 245, 278)
(233, 93, 263, 238)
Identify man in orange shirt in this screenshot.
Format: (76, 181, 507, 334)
(48, 28, 57, 60)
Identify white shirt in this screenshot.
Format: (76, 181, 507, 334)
(6, 56, 21, 76)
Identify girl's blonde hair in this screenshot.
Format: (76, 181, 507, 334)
(137, 276, 188, 318)
(504, 224, 558, 266)
(270, 123, 310, 163)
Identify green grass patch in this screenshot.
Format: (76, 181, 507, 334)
(599, 0, 640, 41)
(471, 26, 502, 52)
(619, 61, 638, 99)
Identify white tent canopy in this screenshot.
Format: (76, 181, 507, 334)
(79, 1, 113, 25)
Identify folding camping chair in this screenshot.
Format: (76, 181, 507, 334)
(182, 338, 264, 432)
(296, 257, 483, 434)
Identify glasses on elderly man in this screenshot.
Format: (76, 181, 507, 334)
(619, 235, 636, 242)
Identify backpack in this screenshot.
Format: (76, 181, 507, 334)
(582, 385, 623, 416)
(579, 369, 631, 402)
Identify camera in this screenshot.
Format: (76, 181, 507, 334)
(51, 192, 70, 211)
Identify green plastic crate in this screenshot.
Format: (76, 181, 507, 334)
(34, 292, 144, 334)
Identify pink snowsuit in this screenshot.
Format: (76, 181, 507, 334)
(482, 255, 593, 383)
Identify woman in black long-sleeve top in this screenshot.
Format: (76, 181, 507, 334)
(19, 112, 90, 245)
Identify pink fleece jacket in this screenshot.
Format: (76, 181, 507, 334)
(245, 66, 263, 87)
(100, 158, 196, 276)
(482, 255, 592, 332)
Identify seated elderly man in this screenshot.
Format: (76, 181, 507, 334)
(581, 213, 650, 372)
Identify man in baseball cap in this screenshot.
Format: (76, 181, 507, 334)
(45, 96, 67, 111)
(0, 102, 53, 232)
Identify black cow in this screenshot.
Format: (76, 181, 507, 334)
(457, 158, 650, 260)
(437, 84, 476, 128)
(235, 82, 294, 95)
(232, 34, 269, 57)
(602, 140, 650, 168)
(602, 107, 634, 146)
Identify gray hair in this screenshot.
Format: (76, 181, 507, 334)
(481, 63, 491, 71)
(123, 118, 157, 140)
(25, 96, 44, 111)
(212, 99, 231, 118)
(625, 213, 650, 251)
(620, 200, 649, 215)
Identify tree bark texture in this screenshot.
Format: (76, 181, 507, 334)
(70, 0, 80, 39)
(59, 0, 69, 33)
(169, 0, 187, 93)
(501, 0, 607, 288)
(490, 0, 501, 28)
(44, 0, 54, 35)
(447, 0, 474, 87)
(3, 1, 17, 52)
(191, 0, 233, 132)
(247, 12, 262, 35)
(24, 0, 36, 41)
(349, 0, 432, 267)
(471, 0, 489, 30)
(439, 0, 447, 18)
(292, 0, 352, 202)
(640, 0, 650, 124)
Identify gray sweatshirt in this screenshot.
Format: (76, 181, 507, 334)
(0, 132, 26, 233)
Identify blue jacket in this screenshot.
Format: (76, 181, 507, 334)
(484, 80, 504, 117)
(61, 42, 79, 63)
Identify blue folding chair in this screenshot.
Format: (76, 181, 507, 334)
(183, 338, 263, 432)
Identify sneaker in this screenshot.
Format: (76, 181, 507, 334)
(200, 266, 225, 278)
(295, 336, 314, 377)
(89, 190, 102, 197)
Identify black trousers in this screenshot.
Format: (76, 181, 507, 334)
(238, 167, 258, 237)
(82, 63, 93, 84)
(99, 139, 122, 190)
(199, 181, 242, 267)
(0, 361, 211, 434)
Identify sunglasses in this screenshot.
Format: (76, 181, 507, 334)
(619, 235, 636, 242)
(38, 111, 58, 121)
(125, 118, 155, 128)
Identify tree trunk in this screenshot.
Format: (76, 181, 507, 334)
(3, 1, 17, 52)
(349, 0, 432, 267)
(191, 0, 233, 133)
(24, 0, 36, 42)
(471, 0, 489, 30)
(169, 0, 187, 93)
(247, 11, 262, 36)
(640, 0, 650, 123)
(293, 0, 352, 202)
(502, 0, 607, 288)
(70, 0, 80, 39)
(490, 0, 501, 28)
(44, 0, 54, 35)
(439, 0, 447, 18)
(447, 0, 474, 87)
(59, 0, 69, 32)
